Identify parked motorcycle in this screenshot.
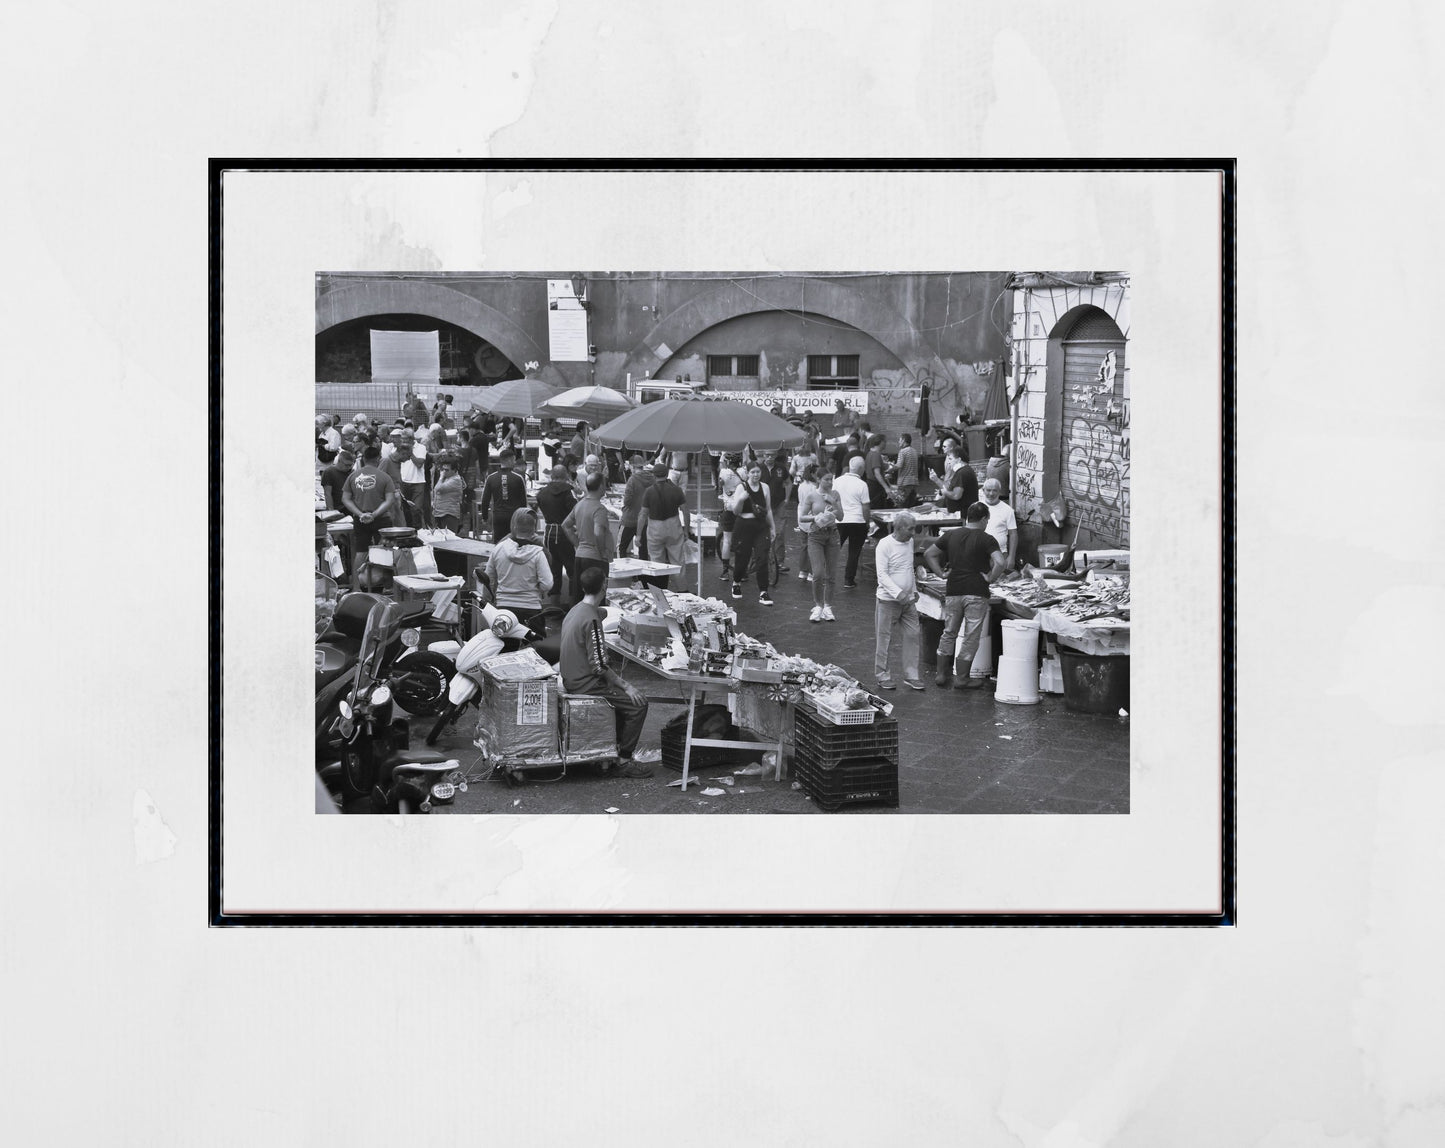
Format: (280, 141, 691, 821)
(316, 594, 456, 800)
(424, 601, 562, 745)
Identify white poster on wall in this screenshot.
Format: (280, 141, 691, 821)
(546, 279, 589, 361)
(369, 329, 440, 381)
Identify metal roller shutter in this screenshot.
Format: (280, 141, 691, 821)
(1058, 312, 1128, 548)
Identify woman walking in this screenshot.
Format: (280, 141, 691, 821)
(728, 462, 776, 606)
(794, 462, 820, 583)
(800, 471, 842, 622)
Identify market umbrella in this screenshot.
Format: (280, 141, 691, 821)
(535, 385, 637, 426)
(591, 398, 805, 595)
(471, 377, 568, 420)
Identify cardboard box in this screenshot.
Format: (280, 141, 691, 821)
(559, 694, 618, 762)
(478, 648, 555, 682)
(474, 675, 560, 763)
(617, 613, 678, 655)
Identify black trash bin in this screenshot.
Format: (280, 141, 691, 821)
(1058, 650, 1130, 714)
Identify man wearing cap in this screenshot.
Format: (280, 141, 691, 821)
(559, 565, 653, 779)
(618, 454, 655, 560)
(319, 447, 356, 513)
(638, 461, 690, 590)
(485, 508, 554, 637)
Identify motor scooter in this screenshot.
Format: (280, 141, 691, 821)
(316, 592, 456, 741)
(316, 594, 467, 811)
(424, 601, 562, 745)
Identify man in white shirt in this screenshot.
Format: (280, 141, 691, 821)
(872, 512, 925, 690)
(832, 455, 872, 589)
(980, 478, 1017, 570)
(384, 428, 429, 527)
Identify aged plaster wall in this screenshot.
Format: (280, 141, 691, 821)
(1009, 283, 1131, 548)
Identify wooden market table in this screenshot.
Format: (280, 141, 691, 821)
(606, 639, 791, 793)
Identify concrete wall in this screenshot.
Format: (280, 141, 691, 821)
(1009, 282, 1131, 556)
(316, 272, 1012, 446)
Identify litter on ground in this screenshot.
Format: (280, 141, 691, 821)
(701, 787, 726, 796)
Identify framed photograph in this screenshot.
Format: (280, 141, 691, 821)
(214, 162, 1231, 922)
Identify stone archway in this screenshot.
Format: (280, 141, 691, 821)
(617, 277, 951, 387)
(316, 280, 544, 375)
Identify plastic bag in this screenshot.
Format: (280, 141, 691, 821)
(323, 545, 344, 577)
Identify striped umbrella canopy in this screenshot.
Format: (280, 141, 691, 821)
(534, 385, 637, 426)
(592, 398, 804, 595)
(471, 377, 568, 419)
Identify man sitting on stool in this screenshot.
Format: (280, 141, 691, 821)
(559, 565, 654, 778)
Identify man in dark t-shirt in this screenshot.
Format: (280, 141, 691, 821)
(923, 501, 1005, 689)
(341, 446, 400, 554)
(320, 449, 355, 512)
(480, 449, 529, 542)
(558, 565, 653, 777)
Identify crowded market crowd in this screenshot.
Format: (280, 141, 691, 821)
(315, 393, 1019, 698)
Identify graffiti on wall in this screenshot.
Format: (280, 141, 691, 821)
(1062, 401, 1131, 546)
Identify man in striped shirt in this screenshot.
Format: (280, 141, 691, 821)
(559, 565, 653, 778)
(891, 433, 920, 508)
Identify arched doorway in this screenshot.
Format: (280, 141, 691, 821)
(1047, 306, 1129, 549)
(316, 313, 523, 386)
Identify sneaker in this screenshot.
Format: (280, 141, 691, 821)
(821, 606, 836, 621)
(798, 570, 809, 580)
(758, 592, 774, 606)
(719, 566, 732, 581)
(731, 584, 742, 599)
(809, 606, 823, 623)
(843, 580, 858, 589)
(876, 679, 897, 691)
(778, 566, 790, 573)
(903, 679, 926, 691)
(805, 573, 814, 582)
(615, 759, 654, 778)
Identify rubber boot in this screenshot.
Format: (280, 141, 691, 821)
(934, 660, 952, 689)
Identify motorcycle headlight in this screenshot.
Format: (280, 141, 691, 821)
(370, 684, 392, 707)
(429, 781, 456, 803)
(400, 628, 420, 648)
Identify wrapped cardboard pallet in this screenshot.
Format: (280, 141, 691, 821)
(473, 651, 561, 765)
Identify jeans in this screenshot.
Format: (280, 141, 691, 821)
(771, 516, 788, 569)
(839, 522, 868, 584)
(874, 597, 920, 683)
(731, 518, 770, 591)
(619, 522, 650, 560)
(798, 527, 813, 576)
(807, 527, 839, 607)
(939, 594, 990, 675)
(543, 523, 573, 599)
(596, 681, 649, 760)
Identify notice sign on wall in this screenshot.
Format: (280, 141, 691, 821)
(516, 680, 550, 726)
(546, 279, 589, 361)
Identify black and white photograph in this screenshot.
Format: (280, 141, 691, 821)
(311, 268, 1137, 817)
(220, 164, 1224, 917)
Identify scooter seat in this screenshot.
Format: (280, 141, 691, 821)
(384, 748, 454, 767)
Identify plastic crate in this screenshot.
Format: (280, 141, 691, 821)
(659, 713, 764, 773)
(797, 756, 899, 811)
(793, 708, 899, 771)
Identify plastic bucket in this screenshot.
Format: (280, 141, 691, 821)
(1000, 618, 1041, 661)
(1058, 650, 1130, 714)
(1037, 543, 1067, 569)
(994, 654, 1041, 705)
(968, 626, 993, 677)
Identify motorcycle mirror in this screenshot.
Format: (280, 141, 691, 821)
(338, 699, 352, 720)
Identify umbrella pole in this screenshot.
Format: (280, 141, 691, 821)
(697, 476, 704, 597)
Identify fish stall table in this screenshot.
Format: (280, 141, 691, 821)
(605, 639, 790, 792)
(429, 536, 495, 586)
(915, 568, 1131, 666)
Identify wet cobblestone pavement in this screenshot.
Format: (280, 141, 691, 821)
(427, 537, 1129, 817)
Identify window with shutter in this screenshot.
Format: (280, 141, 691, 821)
(806, 354, 860, 390)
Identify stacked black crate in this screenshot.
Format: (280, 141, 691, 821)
(792, 708, 900, 811)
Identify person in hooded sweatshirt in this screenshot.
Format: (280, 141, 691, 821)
(485, 507, 554, 636)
